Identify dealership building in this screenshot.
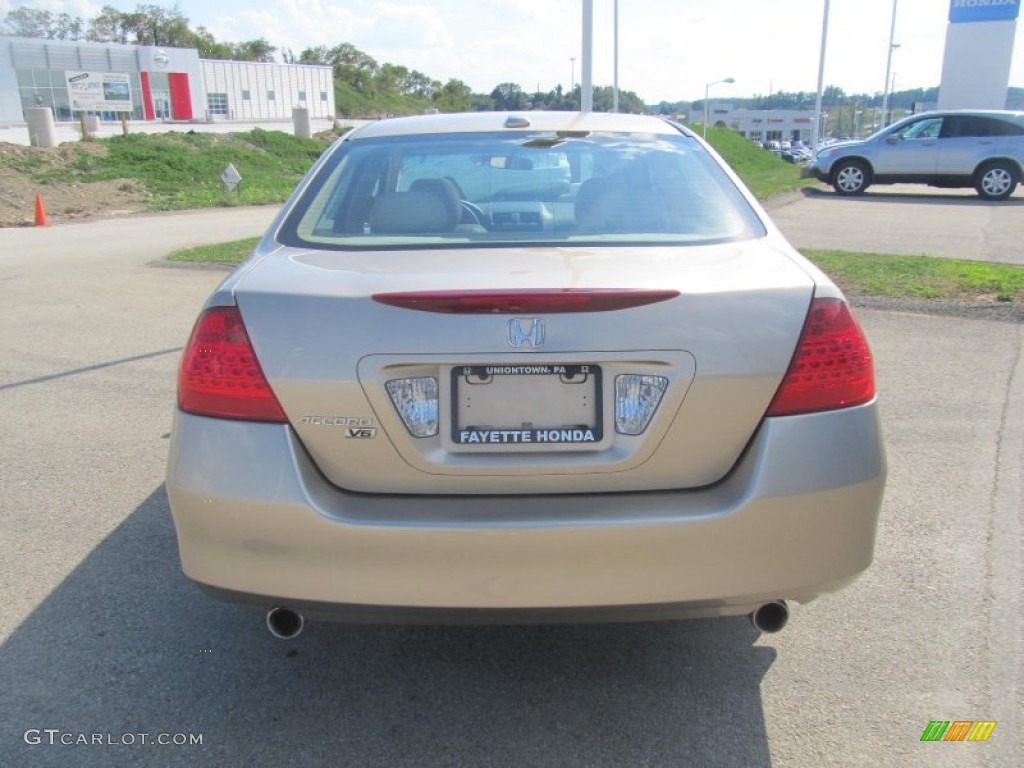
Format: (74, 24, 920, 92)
(0, 36, 334, 124)
(705, 107, 817, 144)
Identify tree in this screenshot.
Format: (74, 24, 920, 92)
(471, 93, 496, 111)
(87, 6, 128, 43)
(53, 13, 85, 40)
(401, 70, 439, 99)
(434, 78, 472, 112)
(130, 4, 193, 47)
(306, 43, 380, 92)
(376, 63, 408, 94)
(590, 86, 646, 113)
(823, 85, 846, 105)
(231, 38, 277, 63)
(2, 8, 85, 40)
(298, 46, 332, 66)
(491, 82, 528, 111)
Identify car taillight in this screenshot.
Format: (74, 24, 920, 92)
(177, 306, 286, 423)
(767, 298, 875, 416)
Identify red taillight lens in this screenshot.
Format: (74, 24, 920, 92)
(177, 306, 286, 423)
(372, 289, 680, 314)
(767, 298, 875, 416)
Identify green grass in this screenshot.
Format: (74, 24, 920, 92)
(169, 236, 261, 263)
(701, 125, 815, 199)
(805, 250, 1024, 302)
(28, 129, 339, 210)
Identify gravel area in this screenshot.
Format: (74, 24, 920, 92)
(851, 296, 1024, 324)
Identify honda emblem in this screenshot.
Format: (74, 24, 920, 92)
(507, 318, 545, 348)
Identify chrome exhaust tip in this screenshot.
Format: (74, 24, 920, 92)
(750, 600, 789, 633)
(266, 607, 305, 640)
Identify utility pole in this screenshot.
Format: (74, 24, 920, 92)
(880, 0, 899, 127)
(570, 56, 576, 107)
(811, 0, 830, 150)
(613, 0, 619, 113)
(581, 0, 593, 112)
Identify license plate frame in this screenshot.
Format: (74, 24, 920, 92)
(450, 364, 603, 446)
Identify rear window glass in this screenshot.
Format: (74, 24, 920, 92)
(278, 130, 766, 249)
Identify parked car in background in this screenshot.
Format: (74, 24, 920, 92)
(804, 110, 1024, 199)
(781, 146, 813, 164)
(167, 111, 886, 639)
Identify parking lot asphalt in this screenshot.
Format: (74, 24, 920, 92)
(767, 183, 1024, 265)
(0, 202, 1020, 767)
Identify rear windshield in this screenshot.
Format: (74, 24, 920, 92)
(278, 129, 766, 249)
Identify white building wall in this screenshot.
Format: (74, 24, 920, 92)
(0, 40, 23, 122)
(712, 107, 817, 142)
(1, 37, 335, 124)
(199, 60, 334, 121)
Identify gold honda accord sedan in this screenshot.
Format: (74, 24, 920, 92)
(166, 111, 886, 639)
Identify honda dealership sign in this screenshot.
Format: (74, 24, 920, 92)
(949, 0, 1021, 23)
(940, 0, 1019, 109)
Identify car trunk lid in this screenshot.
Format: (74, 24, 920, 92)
(233, 240, 815, 494)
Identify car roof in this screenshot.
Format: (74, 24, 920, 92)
(900, 109, 1024, 122)
(348, 111, 686, 140)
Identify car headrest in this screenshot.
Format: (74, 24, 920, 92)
(370, 190, 457, 234)
(410, 178, 462, 226)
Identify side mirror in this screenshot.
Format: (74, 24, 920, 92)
(885, 135, 901, 144)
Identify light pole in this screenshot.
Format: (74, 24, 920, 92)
(569, 56, 576, 107)
(880, 0, 899, 127)
(703, 77, 735, 138)
(581, 0, 593, 112)
(886, 70, 899, 122)
(612, 0, 619, 113)
(811, 0, 830, 152)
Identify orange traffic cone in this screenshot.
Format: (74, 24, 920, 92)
(34, 193, 49, 227)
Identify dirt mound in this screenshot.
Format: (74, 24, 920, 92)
(0, 142, 151, 227)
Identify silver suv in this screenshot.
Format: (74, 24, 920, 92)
(804, 110, 1024, 200)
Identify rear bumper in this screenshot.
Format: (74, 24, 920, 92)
(166, 403, 886, 621)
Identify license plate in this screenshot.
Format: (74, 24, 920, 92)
(451, 364, 602, 445)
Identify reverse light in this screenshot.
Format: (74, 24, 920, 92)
(767, 298, 875, 416)
(386, 377, 439, 437)
(615, 375, 668, 435)
(177, 306, 286, 422)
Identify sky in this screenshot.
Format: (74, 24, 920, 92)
(5, 0, 1024, 103)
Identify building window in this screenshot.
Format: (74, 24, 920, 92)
(297, 90, 306, 102)
(16, 67, 143, 122)
(267, 90, 275, 101)
(241, 90, 251, 100)
(320, 91, 328, 102)
(207, 92, 229, 116)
